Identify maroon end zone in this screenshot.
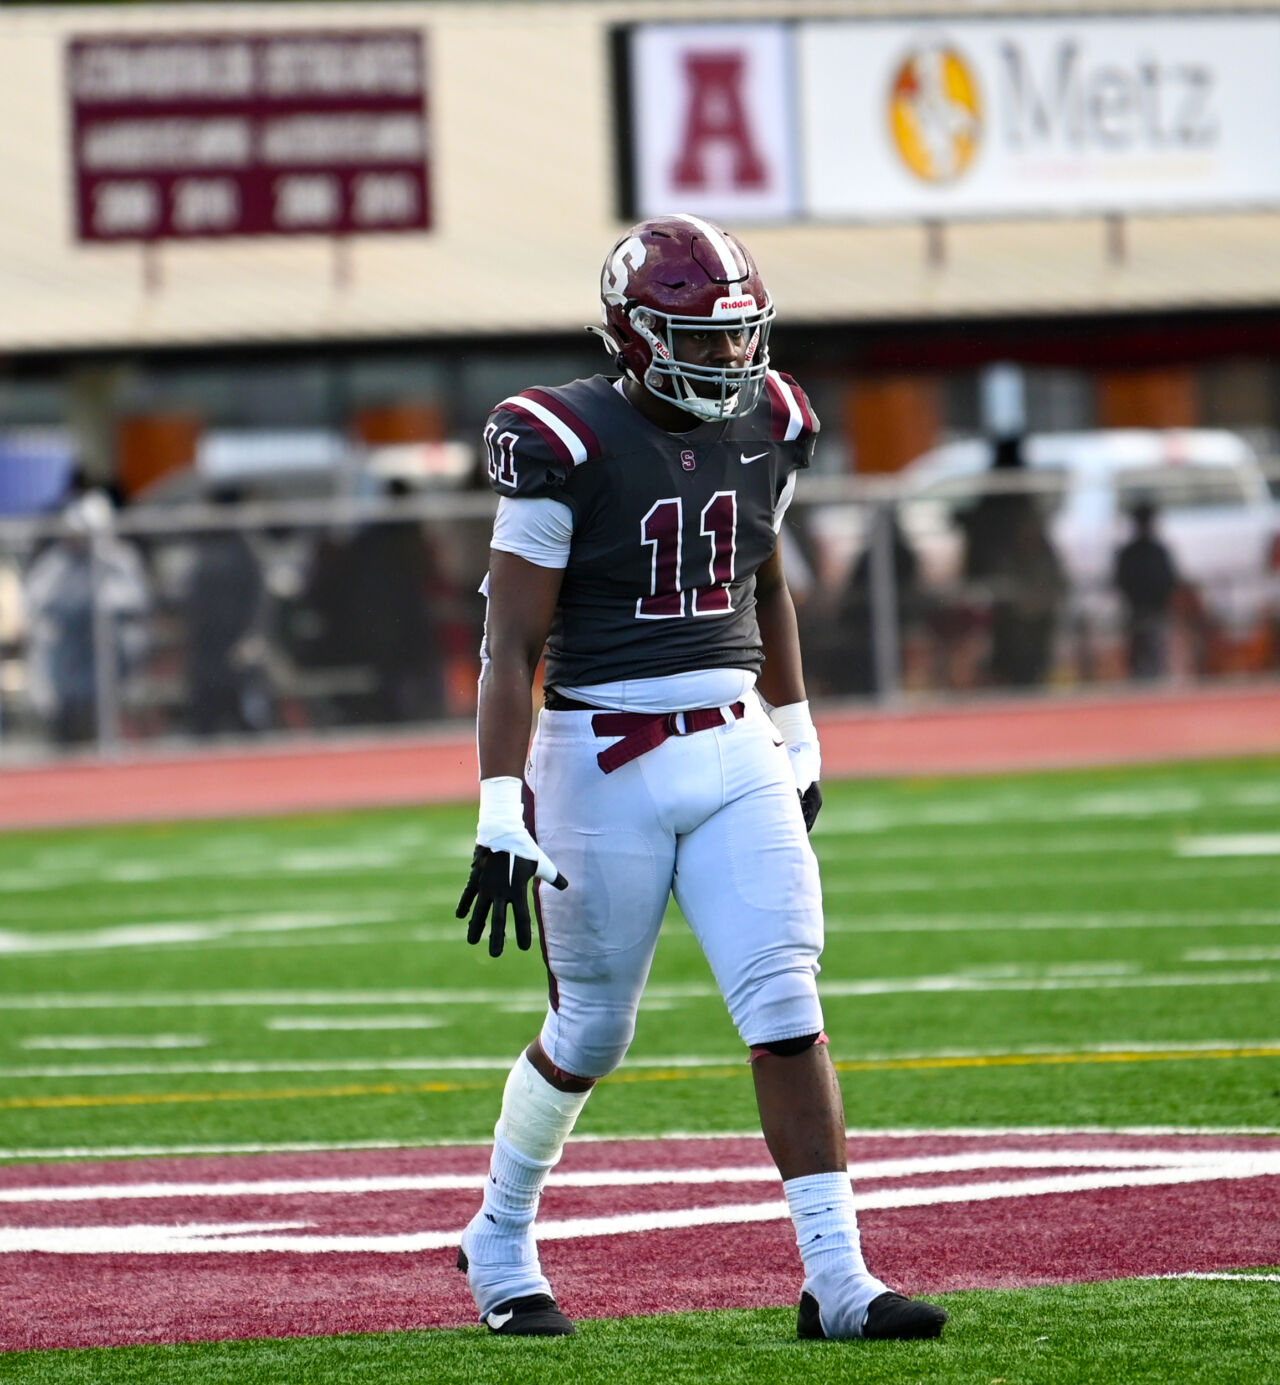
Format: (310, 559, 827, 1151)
(1, 1131, 1278, 1350)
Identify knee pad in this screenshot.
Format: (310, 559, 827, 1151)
(539, 1006, 635, 1081)
(750, 1031, 828, 1062)
(733, 966, 824, 1052)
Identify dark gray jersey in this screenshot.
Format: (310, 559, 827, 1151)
(482, 372, 817, 688)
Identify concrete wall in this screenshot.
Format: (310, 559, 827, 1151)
(4, 0, 1280, 351)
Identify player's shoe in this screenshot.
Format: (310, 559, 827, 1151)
(798, 1288, 947, 1341)
(457, 1249, 576, 1336)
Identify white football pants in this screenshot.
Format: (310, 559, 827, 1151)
(528, 695, 826, 1080)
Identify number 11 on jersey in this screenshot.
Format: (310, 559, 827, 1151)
(637, 492, 737, 619)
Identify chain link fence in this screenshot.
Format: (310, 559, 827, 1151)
(1, 462, 1276, 760)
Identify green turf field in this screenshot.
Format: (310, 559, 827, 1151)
(9, 1277, 1280, 1385)
(2, 755, 1278, 1380)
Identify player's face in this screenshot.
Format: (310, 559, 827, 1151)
(670, 325, 752, 402)
(673, 325, 751, 369)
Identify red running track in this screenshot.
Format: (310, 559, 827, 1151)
(0, 684, 1278, 830)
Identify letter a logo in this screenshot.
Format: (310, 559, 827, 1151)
(671, 52, 767, 190)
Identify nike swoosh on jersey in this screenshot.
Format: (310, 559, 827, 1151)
(740, 451, 769, 464)
(485, 1309, 515, 1329)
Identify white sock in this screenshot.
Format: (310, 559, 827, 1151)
(460, 1055, 592, 1316)
(784, 1171, 889, 1337)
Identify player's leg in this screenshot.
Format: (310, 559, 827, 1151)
(674, 708, 945, 1340)
(459, 710, 675, 1333)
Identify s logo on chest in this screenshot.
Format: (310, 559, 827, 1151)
(680, 449, 697, 472)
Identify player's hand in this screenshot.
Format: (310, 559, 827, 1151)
(798, 781, 823, 833)
(769, 701, 823, 834)
(457, 778, 568, 957)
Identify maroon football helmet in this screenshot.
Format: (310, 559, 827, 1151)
(588, 214, 775, 421)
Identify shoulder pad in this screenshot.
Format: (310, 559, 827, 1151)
(482, 387, 604, 498)
(763, 371, 820, 443)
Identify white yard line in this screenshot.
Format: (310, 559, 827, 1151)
(828, 859, 1280, 894)
(1177, 835, 1280, 857)
(2, 1153, 1277, 1255)
(1185, 947, 1280, 962)
(826, 910, 1280, 934)
(815, 970, 1280, 997)
(0, 1149, 1263, 1205)
(0, 913, 386, 955)
(1, 1037, 1276, 1081)
(265, 1016, 446, 1031)
(18, 1035, 207, 1051)
(3, 965, 1277, 1015)
(2, 1125, 1278, 1161)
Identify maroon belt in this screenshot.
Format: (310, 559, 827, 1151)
(591, 702, 745, 774)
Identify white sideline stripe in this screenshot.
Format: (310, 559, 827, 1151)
(1178, 835, 1280, 857)
(501, 394, 589, 464)
(3, 1156, 1277, 1255)
(1, 1126, 1278, 1161)
(4, 1036, 1278, 1080)
(1148, 1273, 1280, 1282)
(0, 1150, 1259, 1205)
(4, 965, 1277, 1014)
(765, 369, 803, 440)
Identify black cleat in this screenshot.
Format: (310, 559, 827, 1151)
(798, 1289, 947, 1341)
(457, 1249, 575, 1336)
(797, 1291, 825, 1339)
(480, 1293, 575, 1336)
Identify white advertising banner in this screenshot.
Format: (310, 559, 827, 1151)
(798, 15, 1280, 220)
(624, 16, 1280, 223)
(628, 23, 798, 222)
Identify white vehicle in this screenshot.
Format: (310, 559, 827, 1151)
(895, 429, 1280, 635)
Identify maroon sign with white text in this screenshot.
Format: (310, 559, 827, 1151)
(68, 31, 430, 242)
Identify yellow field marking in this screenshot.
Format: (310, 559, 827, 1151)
(3, 1045, 1278, 1112)
(830, 1045, 1280, 1075)
(0, 1079, 495, 1112)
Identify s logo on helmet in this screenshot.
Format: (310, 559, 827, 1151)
(603, 235, 647, 297)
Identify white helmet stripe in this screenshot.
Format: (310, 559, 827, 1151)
(670, 213, 742, 280)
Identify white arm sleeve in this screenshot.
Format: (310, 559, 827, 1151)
(490, 495, 574, 569)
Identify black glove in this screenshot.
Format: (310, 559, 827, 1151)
(456, 845, 566, 957)
(799, 781, 823, 833)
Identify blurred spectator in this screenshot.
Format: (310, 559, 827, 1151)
(960, 435, 1066, 687)
(291, 480, 445, 725)
(343, 479, 446, 723)
(185, 486, 273, 737)
(1113, 499, 1179, 680)
(834, 508, 922, 695)
(23, 489, 149, 746)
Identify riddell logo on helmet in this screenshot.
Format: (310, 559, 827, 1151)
(717, 297, 756, 312)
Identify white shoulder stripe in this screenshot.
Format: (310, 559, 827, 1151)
(501, 394, 589, 465)
(671, 213, 741, 279)
(767, 370, 804, 441)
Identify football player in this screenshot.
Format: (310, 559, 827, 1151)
(455, 214, 946, 1343)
